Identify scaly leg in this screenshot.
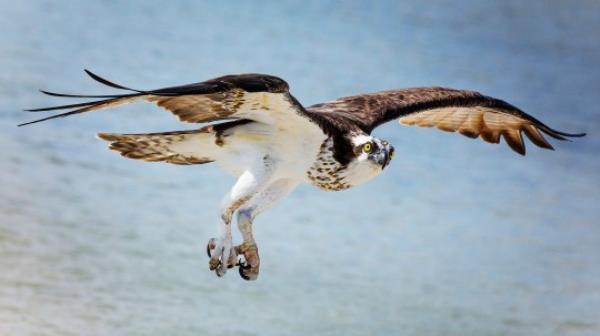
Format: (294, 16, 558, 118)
(235, 179, 298, 280)
(207, 163, 275, 277)
(206, 191, 250, 276)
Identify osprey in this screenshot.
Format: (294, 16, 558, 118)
(21, 70, 585, 280)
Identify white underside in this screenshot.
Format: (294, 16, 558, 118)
(216, 122, 325, 180)
(197, 107, 327, 276)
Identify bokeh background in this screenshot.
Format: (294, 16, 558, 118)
(1, 1, 599, 335)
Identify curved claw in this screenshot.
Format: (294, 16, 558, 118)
(235, 242, 259, 281)
(206, 238, 217, 258)
(207, 239, 259, 280)
(238, 264, 251, 280)
(239, 261, 250, 269)
(215, 266, 226, 277)
(208, 256, 221, 271)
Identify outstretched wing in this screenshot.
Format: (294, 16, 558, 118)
(307, 87, 585, 155)
(97, 129, 215, 165)
(20, 70, 308, 127)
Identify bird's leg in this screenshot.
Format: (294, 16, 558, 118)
(207, 169, 272, 277)
(235, 207, 260, 280)
(207, 193, 251, 276)
(233, 179, 298, 281)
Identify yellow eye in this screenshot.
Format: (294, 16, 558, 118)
(390, 149, 395, 159)
(362, 143, 372, 153)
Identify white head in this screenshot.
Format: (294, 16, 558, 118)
(342, 134, 395, 186)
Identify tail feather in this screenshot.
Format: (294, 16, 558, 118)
(97, 129, 216, 165)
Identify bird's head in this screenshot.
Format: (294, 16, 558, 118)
(350, 134, 395, 170)
(334, 134, 395, 188)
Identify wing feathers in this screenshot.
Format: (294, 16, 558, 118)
(480, 129, 501, 144)
(19, 95, 144, 126)
(148, 93, 236, 123)
(39, 89, 124, 99)
(397, 105, 559, 155)
(84, 69, 148, 94)
(21, 70, 306, 127)
(97, 129, 214, 165)
(523, 125, 554, 150)
(309, 87, 585, 155)
(502, 129, 526, 155)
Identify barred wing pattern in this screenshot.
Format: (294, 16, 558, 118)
(20, 70, 305, 127)
(307, 87, 585, 155)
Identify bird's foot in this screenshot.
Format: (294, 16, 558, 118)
(234, 242, 260, 281)
(206, 237, 236, 277)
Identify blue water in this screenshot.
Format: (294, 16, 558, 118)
(1, 1, 599, 335)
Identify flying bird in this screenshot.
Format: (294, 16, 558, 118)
(21, 70, 585, 280)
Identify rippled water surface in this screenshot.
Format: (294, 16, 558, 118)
(1, 1, 599, 335)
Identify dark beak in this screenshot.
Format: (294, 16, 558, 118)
(381, 151, 391, 169)
(381, 146, 394, 169)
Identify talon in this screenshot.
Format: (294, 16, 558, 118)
(208, 257, 221, 271)
(238, 266, 250, 280)
(206, 238, 259, 279)
(235, 242, 260, 281)
(215, 267, 226, 277)
(206, 238, 217, 258)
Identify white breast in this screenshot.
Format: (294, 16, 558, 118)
(213, 119, 327, 180)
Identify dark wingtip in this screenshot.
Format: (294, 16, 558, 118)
(84, 69, 146, 93)
(23, 99, 106, 112)
(39, 89, 123, 99)
(83, 69, 113, 86)
(39, 89, 67, 97)
(84, 69, 108, 85)
(18, 113, 69, 127)
(541, 126, 587, 141)
(83, 68, 96, 79)
(17, 114, 62, 127)
(18, 119, 42, 127)
(554, 130, 586, 138)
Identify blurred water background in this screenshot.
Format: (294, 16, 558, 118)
(1, 1, 599, 335)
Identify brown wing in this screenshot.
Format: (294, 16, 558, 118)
(307, 87, 585, 155)
(20, 70, 305, 127)
(96, 129, 215, 165)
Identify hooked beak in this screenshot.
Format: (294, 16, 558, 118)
(381, 146, 394, 170)
(381, 152, 390, 169)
